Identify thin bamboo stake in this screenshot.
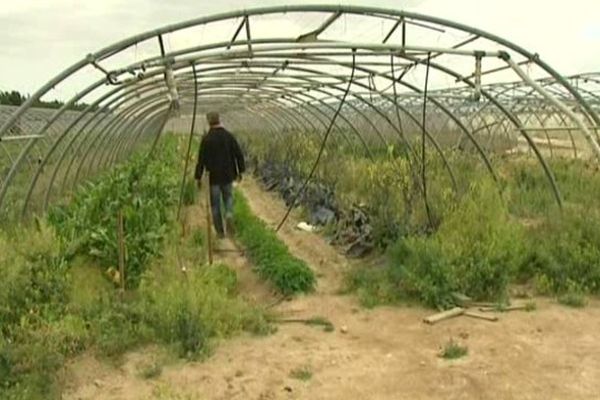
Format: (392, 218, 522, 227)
(423, 307, 464, 324)
(117, 209, 126, 296)
(205, 176, 214, 265)
(181, 206, 188, 238)
(464, 311, 498, 322)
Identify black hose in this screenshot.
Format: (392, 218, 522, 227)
(421, 52, 434, 229)
(275, 50, 356, 232)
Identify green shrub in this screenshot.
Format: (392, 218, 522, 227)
(139, 262, 270, 359)
(233, 191, 315, 295)
(527, 206, 600, 295)
(440, 339, 468, 359)
(344, 265, 403, 308)
(84, 299, 152, 358)
(48, 138, 180, 288)
(181, 177, 197, 205)
(348, 180, 526, 309)
(389, 238, 457, 309)
(0, 226, 75, 399)
(558, 289, 587, 308)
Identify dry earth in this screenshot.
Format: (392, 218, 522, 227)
(64, 178, 600, 400)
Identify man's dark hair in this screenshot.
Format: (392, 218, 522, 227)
(206, 111, 220, 126)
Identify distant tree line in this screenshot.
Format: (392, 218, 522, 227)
(0, 90, 98, 112)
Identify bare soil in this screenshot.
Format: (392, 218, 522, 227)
(64, 178, 600, 400)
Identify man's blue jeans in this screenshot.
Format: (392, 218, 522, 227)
(210, 183, 233, 237)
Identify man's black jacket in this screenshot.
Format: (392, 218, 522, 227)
(195, 127, 246, 186)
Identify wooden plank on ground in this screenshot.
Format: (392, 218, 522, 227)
(479, 305, 528, 312)
(464, 311, 499, 322)
(423, 307, 465, 325)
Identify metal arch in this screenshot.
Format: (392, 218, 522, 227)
(3, 4, 599, 139)
(85, 84, 339, 182)
(143, 65, 364, 148)
(206, 61, 446, 176)
(5, 4, 600, 218)
(168, 49, 490, 188)
(98, 93, 298, 175)
(0, 78, 111, 212)
(492, 79, 583, 157)
(170, 64, 371, 151)
(76, 81, 312, 188)
(28, 76, 170, 212)
(397, 55, 564, 206)
(167, 64, 367, 147)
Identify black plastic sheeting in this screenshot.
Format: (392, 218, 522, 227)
(252, 158, 374, 258)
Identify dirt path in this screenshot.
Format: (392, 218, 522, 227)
(65, 178, 600, 400)
(239, 178, 349, 295)
(182, 196, 276, 306)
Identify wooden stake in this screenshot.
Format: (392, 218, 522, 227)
(181, 206, 187, 238)
(423, 307, 464, 325)
(464, 311, 499, 322)
(117, 209, 126, 296)
(479, 304, 528, 312)
(205, 176, 213, 265)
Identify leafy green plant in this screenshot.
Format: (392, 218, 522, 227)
(344, 265, 402, 308)
(48, 138, 180, 288)
(440, 339, 468, 360)
(349, 180, 526, 309)
(558, 286, 587, 308)
(139, 360, 163, 380)
(139, 261, 270, 359)
(181, 177, 197, 206)
(233, 191, 315, 295)
(0, 225, 75, 398)
(290, 366, 313, 381)
(526, 206, 600, 296)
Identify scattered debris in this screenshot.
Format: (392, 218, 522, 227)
(439, 339, 468, 359)
(424, 296, 537, 325)
(296, 222, 317, 232)
(424, 307, 465, 325)
(464, 311, 499, 322)
(254, 160, 374, 258)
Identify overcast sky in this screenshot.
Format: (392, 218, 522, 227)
(1, 0, 599, 99)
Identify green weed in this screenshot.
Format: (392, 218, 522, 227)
(233, 191, 315, 295)
(440, 340, 468, 360)
(558, 291, 587, 308)
(290, 366, 313, 381)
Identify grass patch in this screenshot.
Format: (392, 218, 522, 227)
(344, 265, 404, 308)
(0, 136, 274, 399)
(233, 191, 315, 295)
(290, 366, 313, 381)
(558, 291, 587, 308)
(440, 339, 468, 360)
(138, 360, 163, 380)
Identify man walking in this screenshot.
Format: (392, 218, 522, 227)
(195, 111, 245, 238)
